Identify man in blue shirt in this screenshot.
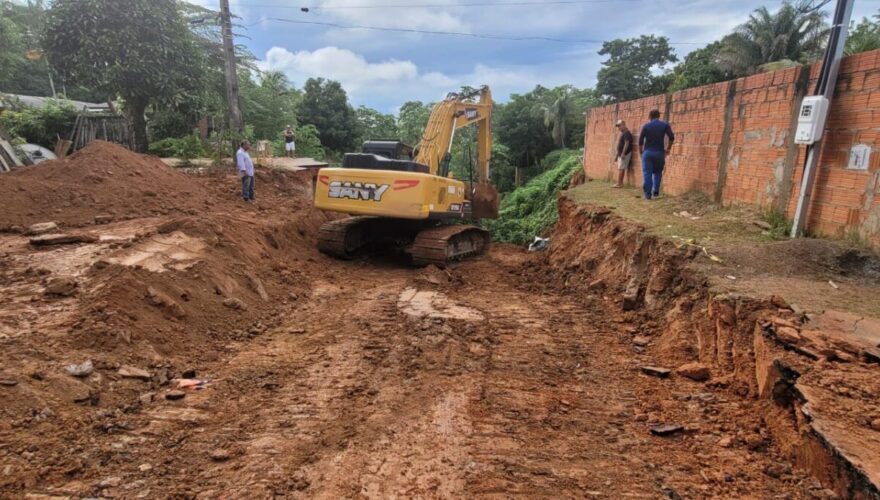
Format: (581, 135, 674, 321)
(638, 110, 675, 200)
(236, 140, 255, 202)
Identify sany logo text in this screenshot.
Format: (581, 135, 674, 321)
(328, 181, 390, 202)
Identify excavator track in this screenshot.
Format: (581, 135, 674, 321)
(316, 216, 376, 259)
(410, 225, 490, 267)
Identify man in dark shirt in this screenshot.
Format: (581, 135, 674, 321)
(638, 109, 675, 200)
(614, 119, 634, 188)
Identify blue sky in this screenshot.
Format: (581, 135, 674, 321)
(202, 0, 878, 113)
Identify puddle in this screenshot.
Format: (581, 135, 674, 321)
(107, 231, 205, 272)
(397, 287, 484, 321)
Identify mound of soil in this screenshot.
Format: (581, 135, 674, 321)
(0, 141, 212, 228)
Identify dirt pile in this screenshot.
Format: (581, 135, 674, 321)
(0, 141, 213, 228)
(525, 196, 880, 497)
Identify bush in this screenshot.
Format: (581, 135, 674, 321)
(488, 149, 581, 245)
(0, 99, 78, 148)
(148, 133, 206, 164)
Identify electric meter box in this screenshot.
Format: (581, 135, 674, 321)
(794, 95, 829, 145)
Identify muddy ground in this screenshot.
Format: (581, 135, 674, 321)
(0, 143, 874, 499)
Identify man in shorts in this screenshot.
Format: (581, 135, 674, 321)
(614, 119, 633, 187)
(283, 125, 296, 158)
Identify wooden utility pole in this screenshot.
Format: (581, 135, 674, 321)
(219, 0, 243, 162)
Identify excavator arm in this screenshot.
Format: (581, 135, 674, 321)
(415, 86, 498, 218)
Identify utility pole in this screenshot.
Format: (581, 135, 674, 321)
(790, 0, 853, 237)
(219, 0, 244, 163)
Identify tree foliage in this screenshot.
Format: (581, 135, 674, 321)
(669, 42, 732, 92)
(298, 77, 359, 152)
(0, 98, 77, 148)
(494, 86, 556, 171)
(845, 12, 880, 56)
(596, 35, 678, 102)
(397, 100, 433, 147)
(355, 106, 399, 144)
(717, 1, 828, 77)
(240, 70, 301, 141)
(43, 0, 205, 151)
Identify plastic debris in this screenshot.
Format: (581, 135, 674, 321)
(528, 237, 550, 252)
(176, 378, 211, 390)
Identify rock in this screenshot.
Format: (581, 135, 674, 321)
(587, 279, 605, 290)
(863, 347, 880, 364)
(0, 379, 18, 386)
(288, 327, 306, 335)
(715, 302, 736, 325)
(118, 366, 151, 381)
(181, 369, 197, 379)
(248, 274, 269, 301)
(165, 390, 186, 400)
(676, 362, 711, 382)
(138, 463, 153, 472)
(717, 436, 734, 448)
(641, 366, 671, 378)
(650, 424, 683, 436)
(65, 360, 94, 378)
(753, 220, 772, 230)
(145, 287, 186, 319)
(98, 476, 123, 488)
(775, 326, 801, 344)
(43, 276, 78, 297)
(744, 433, 764, 450)
(222, 297, 247, 311)
(210, 449, 231, 461)
(139, 392, 155, 405)
(869, 418, 880, 432)
(632, 336, 651, 347)
(29, 233, 96, 246)
(26, 222, 58, 235)
(764, 463, 791, 478)
(94, 215, 114, 225)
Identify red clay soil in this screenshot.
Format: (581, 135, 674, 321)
(0, 146, 875, 498)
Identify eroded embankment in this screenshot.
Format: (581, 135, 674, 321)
(533, 196, 880, 499)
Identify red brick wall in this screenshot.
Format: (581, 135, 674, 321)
(583, 49, 880, 247)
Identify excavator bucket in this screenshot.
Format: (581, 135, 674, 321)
(471, 182, 500, 220)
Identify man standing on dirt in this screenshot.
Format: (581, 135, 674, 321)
(638, 109, 674, 200)
(284, 125, 296, 158)
(237, 140, 255, 202)
(614, 119, 634, 188)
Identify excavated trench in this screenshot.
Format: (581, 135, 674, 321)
(537, 197, 880, 499)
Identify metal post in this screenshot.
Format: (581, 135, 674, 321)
(790, 0, 853, 237)
(220, 0, 244, 164)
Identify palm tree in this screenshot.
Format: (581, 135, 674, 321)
(718, 0, 829, 77)
(260, 70, 291, 95)
(845, 13, 880, 56)
(543, 87, 574, 148)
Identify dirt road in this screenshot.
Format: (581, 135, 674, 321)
(0, 143, 841, 498)
(11, 249, 811, 499)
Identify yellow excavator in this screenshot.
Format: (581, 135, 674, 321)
(313, 86, 499, 266)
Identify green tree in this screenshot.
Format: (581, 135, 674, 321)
(596, 35, 678, 102)
(717, 1, 828, 77)
(543, 85, 581, 148)
(494, 86, 556, 172)
(397, 100, 433, 146)
(240, 70, 300, 141)
(355, 106, 399, 143)
(298, 77, 359, 152)
(845, 12, 880, 55)
(43, 0, 205, 152)
(669, 41, 732, 92)
(489, 143, 516, 194)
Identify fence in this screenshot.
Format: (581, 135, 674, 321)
(583, 49, 880, 248)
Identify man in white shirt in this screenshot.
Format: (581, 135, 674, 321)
(237, 140, 255, 202)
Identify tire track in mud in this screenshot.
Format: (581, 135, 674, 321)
(47, 251, 815, 498)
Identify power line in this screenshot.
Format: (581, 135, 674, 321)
(242, 0, 641, 10)
(265, 17, 707, 44)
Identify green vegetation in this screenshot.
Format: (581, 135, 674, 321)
(0, 98, 77, 148)
(846, 11, 880, 56)
(147, 134, 206, 165)
(488, 150, 581, 244)
(596, 35, 678, 102)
